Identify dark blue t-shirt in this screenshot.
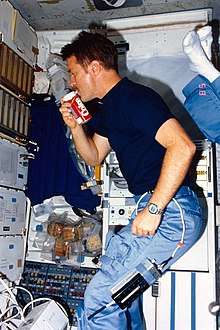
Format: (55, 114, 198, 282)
(91, 77, 174, 195)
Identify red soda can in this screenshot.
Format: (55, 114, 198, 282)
(63, 91, 92, 124)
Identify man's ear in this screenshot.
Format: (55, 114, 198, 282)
(89, 60, 101, 76)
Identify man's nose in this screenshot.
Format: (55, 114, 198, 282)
(70, 75, 76, 87)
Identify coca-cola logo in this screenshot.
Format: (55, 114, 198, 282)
(75, 97, 89, 116)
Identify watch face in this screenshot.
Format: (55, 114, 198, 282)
(148, 203, 158, 214)
(147, 203, 163, 215)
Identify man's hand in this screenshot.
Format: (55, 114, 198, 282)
(59, 99, 78, 129)
(132, 209, 162, 236)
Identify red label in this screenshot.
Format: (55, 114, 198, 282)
(70, 96, 92, 123)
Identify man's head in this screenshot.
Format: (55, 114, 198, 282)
(61, 31, 121, 102)
(61, 31, 118, 72)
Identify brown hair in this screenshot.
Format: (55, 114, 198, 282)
(61, 31, 118, 72)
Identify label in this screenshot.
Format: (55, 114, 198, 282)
(63, 92, 92, 124)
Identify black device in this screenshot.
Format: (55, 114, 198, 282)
(110, 260, 162, 309)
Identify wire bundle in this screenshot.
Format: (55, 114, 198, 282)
(0, 274, 68, 329)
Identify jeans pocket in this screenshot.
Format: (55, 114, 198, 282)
(101, 233, 131, 278)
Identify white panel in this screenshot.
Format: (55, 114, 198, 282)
(0, 1, 37, 66)
(0, 235, 25, 281)
(104, 9, 212, 31)
(143, 271, 216, 330)
(36, 9, 211, 70)
(108, 197, 135, 226)
(0, 138, 29, 190)
(0, 187, 27, 235)
(170, 197, 215, 272)
(37, 30, 82, 70)
(105, 9, 211, 57)
(0, 1, 14, 44)
(13, 9, 38, 65)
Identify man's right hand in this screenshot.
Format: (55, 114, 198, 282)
(59, 99, 78, 129)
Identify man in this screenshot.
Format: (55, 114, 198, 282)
(60, 31, 202, 329)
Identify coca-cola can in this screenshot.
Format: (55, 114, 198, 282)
(63, 91, 92, 124)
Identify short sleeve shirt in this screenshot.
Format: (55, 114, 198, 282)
(91, 77, 174, 195)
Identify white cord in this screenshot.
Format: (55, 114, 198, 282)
(0, 304, 24, 325)
(22, 297, 52, 315)
(1, 293, 17, 306)
(135, 191, 153, 215)
(13, 286, 34, 309)
(54, 301, 68, 318)
(134, 192, 185, 261)
(170, 197, 185, 258)
(1, 322, 16, 330)
(0, 278, 17, 304)
(23, 297, 68, 318)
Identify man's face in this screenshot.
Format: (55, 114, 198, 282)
(67, 55, 96, 102)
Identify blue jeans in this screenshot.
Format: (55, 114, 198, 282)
(78, 186, 202, 329)
(183, 75, 220, 144)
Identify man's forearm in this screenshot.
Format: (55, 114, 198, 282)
(70, 126, 100, 166)
(149, 141, 196, 210)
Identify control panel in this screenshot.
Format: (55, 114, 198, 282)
(18, 260, 98, 327)
(103, 197, 136, 226)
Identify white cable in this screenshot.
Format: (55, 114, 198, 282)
(170, 197, 185, 257)
(22, 297, 52, 315)
(55, 301, 68, 318)
(13, 286, 34, 309)
(23, 297, 68, 319)
(1, 323, 16, 330)
(1, 293, 17, 306)
(135, 191, 153, 215)
(0, 304, 16, 319)
(0, 278, 17, 304)
(0, 304, 24, 325)
(134, 191, 185, 261)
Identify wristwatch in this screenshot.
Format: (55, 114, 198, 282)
(147, 202, 163, 215)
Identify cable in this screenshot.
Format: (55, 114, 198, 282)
(0, 293, 18, 306)
(0, 278, 17, 304)
(0, 278, 32, 328)
(88, 300, 115, 320)
(0, 304, 24, 326)
(22, 297, 52, 315)
(22, 297, 68, 318)
(1, 322, 17, 330)
(135, 192, 185, 259)
(13, 286, 34, 309)
(170, 197, 185, 257)
(135, 190, 154, 215)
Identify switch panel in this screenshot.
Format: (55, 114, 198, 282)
(18, 261, 98, 327)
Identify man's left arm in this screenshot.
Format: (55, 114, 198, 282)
(132, 118, 196, 236)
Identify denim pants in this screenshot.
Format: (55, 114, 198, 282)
(183, 75, 220, 144)
(77, 186, 202, 329)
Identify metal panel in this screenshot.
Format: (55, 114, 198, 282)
(7, 0, 219, 31)
(0, 43, 34, 98)
(0, 138, 29, 190)
(0, 187, 27, 235)
(0, 235, 26, 281)
(0, 85, 31, 140)
(143, 271, 216, 330)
